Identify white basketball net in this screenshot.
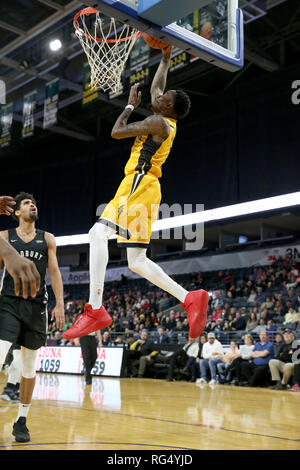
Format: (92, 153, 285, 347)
(75, 11, 141, 93)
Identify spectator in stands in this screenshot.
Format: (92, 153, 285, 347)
(195, 333, 207, 370)
(168, 311, 177, 330)
(110, 313, 121, 332)
(147, 311, 158, 330)
(255, 287, 266, 304)
(266, 320, 277, 339)
(125, 333, 135, 349)
(137, 347, 163, 378)
(283, 307, 300, 329)
(222, 302, 231, 318)
(227, 313, 235, 329)
(179, 338, 201, 382)
(113, 335, 125, 347)
(217, 340, 240, 384)
(226, 291, 233, 300)
(240, 330, 274, 387)
(222, 320, 232, 333)
(228, 333, 254, 385)
(154, 326, 169, 345)
(246, 312, 258, 332)
(123, 330, 153, 377)
(166, 337, 199, 382)
(101, 331, 112, 346)
(196, 332, 223, 385)
(269, 330, 295, 390)
(286, 288, 298, 307)
(261, 296, 274, 310)
(47, 330, 63, 346)
(252, 318, 267, 336)
(158, 292, 170, 311)
(211, 292, 223, 310)
(273, 332, 284, 356)
(231, 311, 247, 331)
(247, 288, 257, 303)
(259, 307, 271, 323)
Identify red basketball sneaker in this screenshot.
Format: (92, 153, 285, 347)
(180, 289, 209, 339)
(62, 304, 112, 339)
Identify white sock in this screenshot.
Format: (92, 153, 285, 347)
(88, 222, 116, 309)
(127, 248, 189, 303)
(16, 403, 31, 421)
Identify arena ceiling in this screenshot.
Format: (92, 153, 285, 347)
(0, 0, 300, 147)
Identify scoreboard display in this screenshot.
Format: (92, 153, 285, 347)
(35, 346, 124, 377)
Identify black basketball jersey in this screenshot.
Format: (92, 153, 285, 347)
(0, 228, 48, 303)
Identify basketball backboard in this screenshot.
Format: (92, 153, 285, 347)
(83, 0, 244, 72)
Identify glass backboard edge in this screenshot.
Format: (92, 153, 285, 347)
(84, 0, 244, 71)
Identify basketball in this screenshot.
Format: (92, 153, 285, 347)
(143, 33, 169, 50)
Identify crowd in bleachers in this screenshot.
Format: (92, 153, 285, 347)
(46, 255, 300, 390)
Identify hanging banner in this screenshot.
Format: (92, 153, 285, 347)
(22, 90, 37, 138)
(82, 62, 98, 105)
(0, 102, 13, 148)
(43, 77, 59, 129)
(128, 35, 150, 87)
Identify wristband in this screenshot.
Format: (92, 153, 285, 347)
(125, 104, 134, 111)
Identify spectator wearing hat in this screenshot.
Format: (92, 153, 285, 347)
(196, 332, 223, 385)
(268, 330, 296, 390)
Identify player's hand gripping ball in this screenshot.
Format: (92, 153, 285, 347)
(143, 33, 169, 50)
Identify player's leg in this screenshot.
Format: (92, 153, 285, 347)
(88, 221, 116, 309)
(127, 247, 208, 338)
(63, 174, 136, 340)
(12, 346, 38, 442)
(1, 345, 21, 402)
(127, 246, 188, 302)
(63, 222, 115, 339)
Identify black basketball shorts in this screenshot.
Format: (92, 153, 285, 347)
(0, 295, 48, 350)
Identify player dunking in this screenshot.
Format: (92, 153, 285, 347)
(64, 46, 209, 341)
(0, 192, 65, 442)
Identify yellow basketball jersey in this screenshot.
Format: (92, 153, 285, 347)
(124, 117, 177, 178)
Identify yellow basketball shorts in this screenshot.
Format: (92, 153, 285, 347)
(99, 172, 161, 247)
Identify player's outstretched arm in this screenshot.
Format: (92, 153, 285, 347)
(111, 83, 169, 140)
(150, 46, 172, 106)
(0, 232, 40, 298)
(45, 232, 65, 330)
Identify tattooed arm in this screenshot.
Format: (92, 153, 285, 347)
(111, 83, 169, 141)
(150, 46, 172, 106)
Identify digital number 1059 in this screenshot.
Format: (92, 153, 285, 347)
(39, 359, 60, 372)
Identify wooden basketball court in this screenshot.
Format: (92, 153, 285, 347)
(0, 372, 300, 450)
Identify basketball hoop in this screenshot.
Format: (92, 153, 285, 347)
(74, 7, 142, 93)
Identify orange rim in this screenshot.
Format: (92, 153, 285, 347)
(73, 7, 142, 43)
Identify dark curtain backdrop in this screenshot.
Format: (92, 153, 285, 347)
(0, 64, 299, 236)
